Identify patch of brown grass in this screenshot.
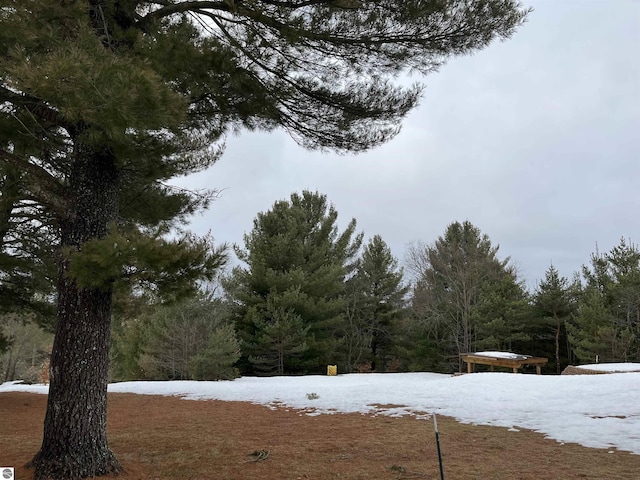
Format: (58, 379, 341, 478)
(1, 391, 639, 479)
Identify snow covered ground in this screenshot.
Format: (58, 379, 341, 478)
(2, 367, 640, 455)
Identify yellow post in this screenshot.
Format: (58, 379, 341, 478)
(327, 365, 337, 376)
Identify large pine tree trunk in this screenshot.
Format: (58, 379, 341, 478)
(28, 144, 122, 479)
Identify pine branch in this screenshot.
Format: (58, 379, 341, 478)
(0, 150, 68, 219)
(143, 1, 233, 23)
(0, 86, 74, 134)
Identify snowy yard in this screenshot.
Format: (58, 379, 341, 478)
(2, 366, 640, 455)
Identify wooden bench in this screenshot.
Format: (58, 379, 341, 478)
(460, 353, 548, 374)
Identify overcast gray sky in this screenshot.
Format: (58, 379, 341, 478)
(174, 0, 640, 290)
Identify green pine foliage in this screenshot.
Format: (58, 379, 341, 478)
(228, 191, 362, 374)
(569, 290, 616, 364)
(530, 265, 575, 373)
(246, 294, 310, 375)
(568, 239, 640, 363)
(116, 296, 240, 381)
(407, 221, 528, 371)
(342, 235, 408, 372)
(473, 274, 530, 353)
(188, 323, 241, 381)
(109, 310, 149, 381)
(66, 226, 227, 301)
(0, 164, 57, 327)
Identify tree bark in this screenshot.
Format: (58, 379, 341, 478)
(370, 333, 377, 372)
(28, 143, 122, 479)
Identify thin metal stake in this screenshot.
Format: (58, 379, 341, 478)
(433, 414, 445, 480)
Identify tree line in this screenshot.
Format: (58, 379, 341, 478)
(5, 189, 637, 382)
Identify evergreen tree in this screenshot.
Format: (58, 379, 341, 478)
(569, 239, 640, 363)
(109, 310, 149, 381)
(245, 292, 310, 375)
(343, 235, 407, 372)
(0, 164, 56, 325)
(473, 274, 530, 354)
(128, 295, 239, 380)
(605, 240, 640, 346)
(407, 221, 526, 370)
(0, 313, 53, 383)
(532, 264, 574, 373)
(569, 288, 615, 363)
(0, 162, 57, 384)
(229, 191, 362, 374)
(0, 1, 529, 477)
(188, 322, 241, 381)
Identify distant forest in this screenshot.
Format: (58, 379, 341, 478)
(2, 190, 638, 382)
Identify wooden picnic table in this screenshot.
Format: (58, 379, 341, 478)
(460, 352, 548, 374)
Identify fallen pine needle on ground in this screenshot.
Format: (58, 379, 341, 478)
(1, 392, 639, 480)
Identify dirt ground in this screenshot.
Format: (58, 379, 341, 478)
(1, 391, 639, 480)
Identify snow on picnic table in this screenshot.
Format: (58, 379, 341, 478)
(2, 368, 640, 455)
